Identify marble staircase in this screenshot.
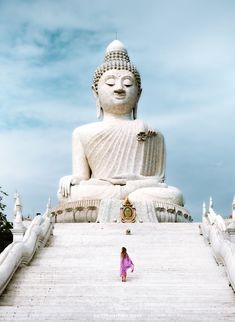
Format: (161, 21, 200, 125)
(0, 223, 235, 321)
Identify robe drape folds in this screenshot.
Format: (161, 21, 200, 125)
(84, 120, 165, 182)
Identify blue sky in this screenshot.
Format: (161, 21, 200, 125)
(0, 0, 234, 221)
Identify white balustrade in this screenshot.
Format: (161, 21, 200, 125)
(200, 198, 235, 292)
(0, 207, 54, 295)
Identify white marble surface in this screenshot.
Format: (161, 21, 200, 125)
(0, 211, 53, 296)
(1, 223, 235, 321)
(57, 40, 184, 209)
(201, 204, 235, 292)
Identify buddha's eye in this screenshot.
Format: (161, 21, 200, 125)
(105, 78, 115, 86)
(123, 79, 133, 87)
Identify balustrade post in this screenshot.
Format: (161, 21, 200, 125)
(10, 193, 26, 241)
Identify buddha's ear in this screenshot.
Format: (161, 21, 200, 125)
(92, 85, 103, 120)
(133, 88, 142, 120)
(97, 105, 103, 120)
(133, 105, 138, 120)
(92, 85, 98, 99)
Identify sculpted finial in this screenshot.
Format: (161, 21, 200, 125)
(13, 191, 22, 218)
(232, 195, 235, 221)
(105, 40, 127, 55)
(202, 201, 206, 216)
(13, 193, 24, 229)
(209, 196, 213, 210)
(46, 196, 51, 212)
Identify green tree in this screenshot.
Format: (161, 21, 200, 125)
(0, 187, 13, 252)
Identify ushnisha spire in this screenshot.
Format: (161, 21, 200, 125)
(105, 39, 127, 53)
(92, 39, 141, 95)
(106, 39, 127, 54)
(104, 40, 130, 63)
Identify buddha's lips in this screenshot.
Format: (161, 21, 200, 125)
(113, 93, 126, 99)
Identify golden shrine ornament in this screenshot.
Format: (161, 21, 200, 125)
(120, 197, 136, 223)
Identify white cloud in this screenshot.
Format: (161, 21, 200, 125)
(0, 128, 71, 218)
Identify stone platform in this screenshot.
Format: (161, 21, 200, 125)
(0, 223, 235, 321)
(51, 199, 191, 223)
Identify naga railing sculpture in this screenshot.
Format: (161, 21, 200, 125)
(0, 198, 54, 296)
(200, 198, 235, 292)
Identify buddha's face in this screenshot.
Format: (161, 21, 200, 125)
(97, 70, 140, 115)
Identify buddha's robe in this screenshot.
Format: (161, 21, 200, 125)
(80, 119, 165, 183)
(60, 119, 183, 205)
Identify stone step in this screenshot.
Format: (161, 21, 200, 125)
(1, 308, 235, 322)
(0, 223, 234, 321)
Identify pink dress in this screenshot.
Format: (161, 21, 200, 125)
(120, 255, 134, 276)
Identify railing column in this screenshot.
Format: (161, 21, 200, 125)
(10, 193, 26, 241)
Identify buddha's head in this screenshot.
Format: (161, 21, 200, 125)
(92, 40, 142, 119)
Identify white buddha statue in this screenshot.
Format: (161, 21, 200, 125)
(58, 40, 184, 207)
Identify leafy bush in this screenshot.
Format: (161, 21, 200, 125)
(0, 188, 13, 252)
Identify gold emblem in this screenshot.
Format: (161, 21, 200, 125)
(120, 197, 136, 223)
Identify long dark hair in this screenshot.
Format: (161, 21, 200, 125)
(121, 247, 128, 258)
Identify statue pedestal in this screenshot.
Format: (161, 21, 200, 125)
(11, 227, 26, 242)
(52, 199, 191, 223)
(90, 199, 158, 223)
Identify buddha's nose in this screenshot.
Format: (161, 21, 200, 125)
(114, 88, 125, 94)
(113, 79, 125, 93)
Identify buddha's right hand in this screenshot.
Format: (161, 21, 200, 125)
(59, 175, 74, 197)
(59, 176, 82, 197)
